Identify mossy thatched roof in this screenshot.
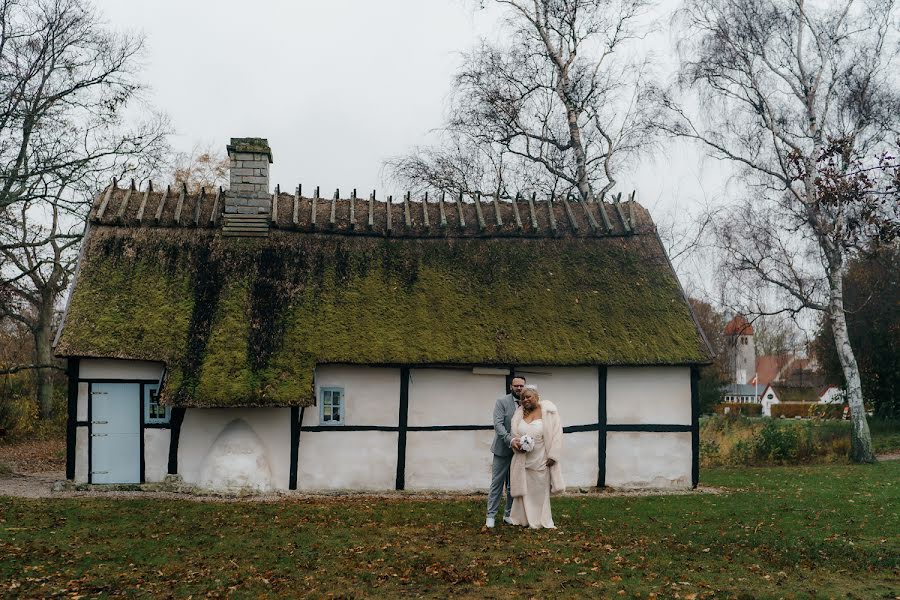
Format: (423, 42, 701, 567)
(57, 193, 711, 407)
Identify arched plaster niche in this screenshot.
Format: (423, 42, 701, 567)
(198, 419, 273, 492)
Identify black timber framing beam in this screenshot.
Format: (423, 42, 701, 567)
(66, 358, 79, 480)
(395, 367, 410, 490)
(167, 407, 186, 475)
(691, 366, 700, 488)
(597, 365, 607, 488)
(289, 406, 302, 490)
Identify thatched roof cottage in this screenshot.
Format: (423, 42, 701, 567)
(56, 138, 712, 492)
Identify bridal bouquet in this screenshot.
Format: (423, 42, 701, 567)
(519, 434, 535, 453)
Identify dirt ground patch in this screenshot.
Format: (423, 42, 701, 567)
(0, 438, 65, 473)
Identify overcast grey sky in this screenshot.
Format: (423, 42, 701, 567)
(94, 0, 732, 294)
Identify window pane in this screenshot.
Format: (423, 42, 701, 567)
(332, 407, 341, 422)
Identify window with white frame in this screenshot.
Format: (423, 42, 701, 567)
(144, 384, 170, 424)
(319, 387, 344, 425)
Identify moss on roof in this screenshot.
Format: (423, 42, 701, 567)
(56, 226, 710, 407)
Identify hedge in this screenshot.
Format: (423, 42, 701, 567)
(714, 402, 762, 416)
(772, 403, 844, 419)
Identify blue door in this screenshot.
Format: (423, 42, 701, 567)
(91, 383, 140, 484)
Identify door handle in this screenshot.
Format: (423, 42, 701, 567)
(91, 420, 108, 425)
(91, 471, 109, 475)
(91, 433, 108, 437)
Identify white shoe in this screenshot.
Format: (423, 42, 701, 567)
(485, 517, 495, 528)
(503, 516, 514, 525)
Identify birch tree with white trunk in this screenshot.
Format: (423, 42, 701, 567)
(662, 0, 900, 462)
(389, 0, 657, 200)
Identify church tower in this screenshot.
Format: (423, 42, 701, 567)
(724, 315, 755, 384)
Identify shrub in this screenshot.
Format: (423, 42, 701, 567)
(714, 402, 762, 417)
(772, 403, 820, 419)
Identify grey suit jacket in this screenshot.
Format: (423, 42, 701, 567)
(491, 393, 519, 457)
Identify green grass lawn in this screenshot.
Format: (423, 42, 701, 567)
(1, 462, 897, 599)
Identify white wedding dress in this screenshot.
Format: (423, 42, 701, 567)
(509, 418, 555, 529)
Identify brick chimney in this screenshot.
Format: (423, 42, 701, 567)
(225, 138, 273, 214)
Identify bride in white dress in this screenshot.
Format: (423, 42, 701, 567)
(508, 387, 565, 529)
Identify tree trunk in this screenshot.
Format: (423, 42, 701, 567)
(827, 268, 876, 463)
(34, 293, 56, 419)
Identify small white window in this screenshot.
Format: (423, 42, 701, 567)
(319, 387, 344, 425)
(144, 385, 170, 424)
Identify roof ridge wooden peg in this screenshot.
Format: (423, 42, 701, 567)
(547, 195, 558, 233)
(349, 189, 356, 229)
(613, 192, 631, 233)
(438, 191, 447, 228)
(173, 182, 187, 225)
(422, 191, 430, 228)
(271, 184, 280, 227)
(368, 190, 375, 229)
(193, 186, 205, 227)
(527, 193, 539, 230)
(386, 195, 393, 233)
(473, 192, 486, 231)
(96, 178, 115, 220)
(580, 192, 600, 234)
(597, 191, 613, 233)
(492, 192, 503, 227)
(512, 193, 523, 230)
(311, 186, 318, 228)
(209, 186, 222, 226)
(292, 184, 301, 226)
(562, 194, 578, 231)
(136, 180, 152, 224)
(628, 190, 636, 232)
(154, 185, 169, 224)
(329, 189, 338, 228)
(456, 191, 466, 228)
(403, 191, 412, 228)
(115, 179, 135, 223)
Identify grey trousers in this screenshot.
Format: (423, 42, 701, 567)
(487, 453, 513, 519)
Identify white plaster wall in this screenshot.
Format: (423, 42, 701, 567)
(75, 426, 89, 483)
(76, 382, 88, 421)
(607, 367, 692, 425)
(407, 369, 506, 426)
(79, 359, 164, 381)
(562, 431, 599, 489)
(405, 430, 494, 490)
(517, 367, 599, 426)
(178, 408, 291, 490)
(143, 429, 171, 483)
(605, 432, 692, 488)
(314, 366, 400, 426)
(296, 431, 398, 490)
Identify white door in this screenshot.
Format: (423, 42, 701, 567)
(91, 383, 140, 484)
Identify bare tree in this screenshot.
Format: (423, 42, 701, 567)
(0, 193, 79, 417)
(388, 0, 657, 200)
(663, 0, 900, 461)
(171, 143, 229, 194)
(0, 0, 169, 219)
(0, 0, 170, 418)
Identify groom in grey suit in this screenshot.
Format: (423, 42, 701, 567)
(486, 375, 526, 528)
